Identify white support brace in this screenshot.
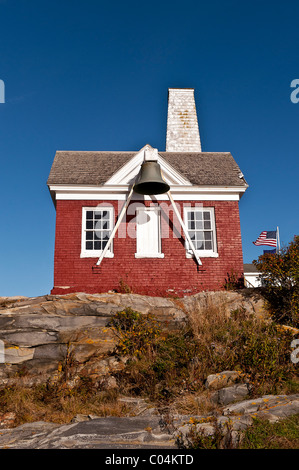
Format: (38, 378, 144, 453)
(96, 186, 134, 266)
(167, 191, 202, 266)
(96, 185, 202, 268)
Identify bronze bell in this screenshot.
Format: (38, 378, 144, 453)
(133, 161, 170, 195)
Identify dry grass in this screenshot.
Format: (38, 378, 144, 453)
(172, 391, 220, 416)
(1, 302, 297, 428)
(0, 383, 131, 427)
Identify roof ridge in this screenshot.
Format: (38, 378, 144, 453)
(55, 150, 137, 153)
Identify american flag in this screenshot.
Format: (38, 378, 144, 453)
(253, 231, 277, 247)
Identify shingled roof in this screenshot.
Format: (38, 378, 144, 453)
(47, 151, 247, 187)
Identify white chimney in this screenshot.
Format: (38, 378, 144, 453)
(166, 88, 202, 152)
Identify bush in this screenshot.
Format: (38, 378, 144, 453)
(108, 305, 297, 400)
(107, 308, 161, 358)
(108, 308, 200, 399)
(253, 235, 299, 327)
(240, 414, 299, 449)
(188, 305, 296, 394)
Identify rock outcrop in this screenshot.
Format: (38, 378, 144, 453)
(0, 392, 298, 449)
(0, 290, 265, 386)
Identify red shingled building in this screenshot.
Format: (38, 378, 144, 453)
(47, 89, 248, 296)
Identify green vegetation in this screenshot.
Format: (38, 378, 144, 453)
(107, 308, 161, 358)
(254, 235, 299, 328)
(240, 414, 299, 449)
(1, 301, 298, 448)
(177, 415, 299, 449)
(110, 306, 297, 400)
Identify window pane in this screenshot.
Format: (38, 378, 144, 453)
(195, 220, 203, 230)
(102, 211, 109, 219)
(204, 220, 211, 229)
(94, 241, 102, 250)
(196, 232, 204, 241)
(86, 231, 93, 240)
(94, 230, 102, 240)
(86, 211, 93, 220)
(86, 220, 93, 229)
(195, 212, 203, 221)
(189, 231, 195, 241)
(204, 231, 212, 240)
(196, 240, 204, 250)
(86, 241, 93, 250)
(94, 211, 102, 220)
(203, 211, 210, 220)
(95, 220, 103, 230)
(188, 212, 194, 221)
(205, 240, 212, 250)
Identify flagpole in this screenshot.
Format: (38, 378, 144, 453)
(276, 226, 281, 254)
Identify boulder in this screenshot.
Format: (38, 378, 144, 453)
(212, 384, 250, 405)
(205, 371, 243, 390)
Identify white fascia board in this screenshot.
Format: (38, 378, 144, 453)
(49, 184, 247, 201)
(105, 145, 192, 187)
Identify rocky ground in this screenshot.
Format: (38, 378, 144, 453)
(0, 291, 298, 449)
(0, 388, 298, 449)
(0, 290, 265, 387)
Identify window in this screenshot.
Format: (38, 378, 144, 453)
(135, 206, 164, 258)
(81, 207, 114, 258)
(184, 207, 218, 257)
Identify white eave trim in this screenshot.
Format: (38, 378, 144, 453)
(48, 184, 248, 201)
(104, 144, 193, 187)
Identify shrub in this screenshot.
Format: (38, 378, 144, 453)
(223, 269, 244, 290)
(240, 414, 299, 449)
(186, 304, 296, 394)
(108, 305, 297, 400)
(107, 308, 161, 358)
(253, 235, 299, 327)
(116, 327, 200, 400)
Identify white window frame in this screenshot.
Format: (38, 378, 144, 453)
(81, 207, 114, 258)
(135, 206, 164, 258)
(183, 207, 218, 258)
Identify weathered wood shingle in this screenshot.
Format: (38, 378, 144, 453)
(47, 151, 247, 187)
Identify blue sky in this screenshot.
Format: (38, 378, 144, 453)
(0, 0, 298, 296)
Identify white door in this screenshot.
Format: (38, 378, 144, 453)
(135, 207, 164, 258)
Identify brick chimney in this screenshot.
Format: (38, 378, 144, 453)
(166, 88, 202, 152)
